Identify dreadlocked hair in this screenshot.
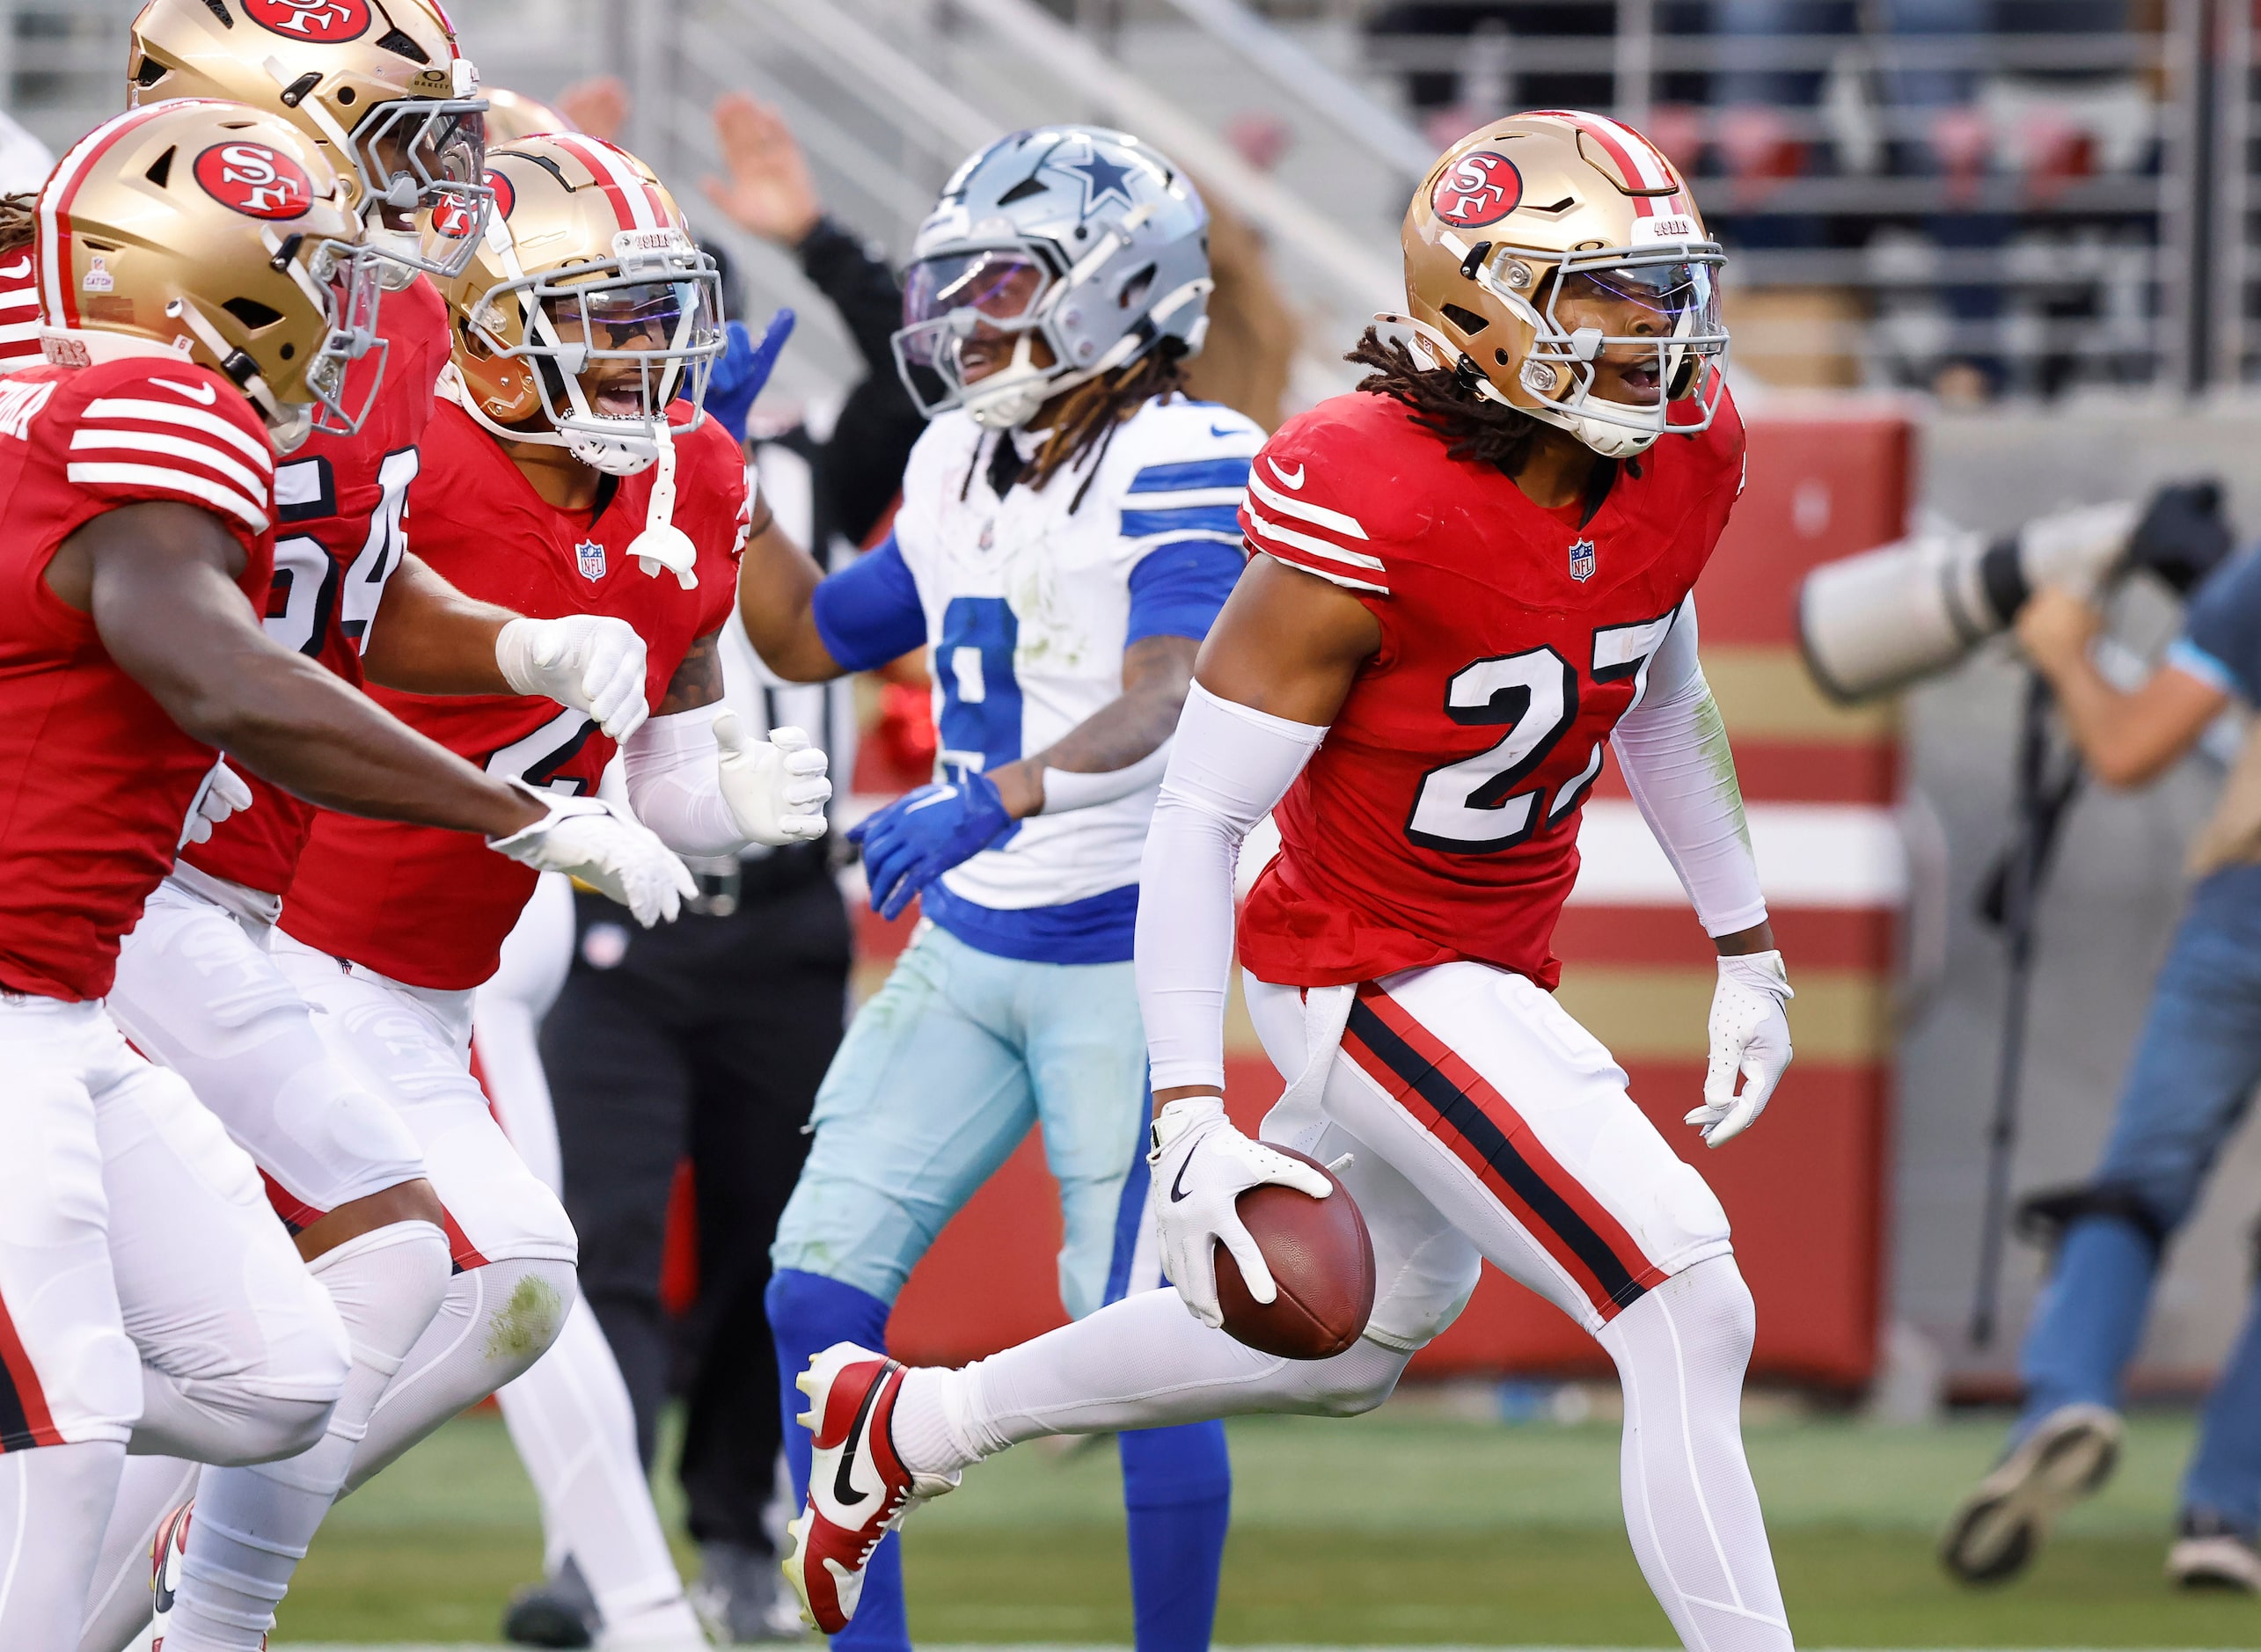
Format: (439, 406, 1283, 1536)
(0, 193, 35, 258)
(1023, 343, 1189, 509)
(1347, 325, 1548, 477)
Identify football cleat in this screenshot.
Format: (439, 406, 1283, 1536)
(2168, 1509, 2261, 1592)
(149, 1500, 267, 1651)
(1940, 1402, 2122, 1585)
(781, 1342, 957, 1634)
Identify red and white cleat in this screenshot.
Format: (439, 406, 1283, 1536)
(149, 1501, 265, 1651)
(782, 1342, 957, 1634)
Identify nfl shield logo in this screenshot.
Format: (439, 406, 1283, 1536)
(575, 540, 606, 581)
(1568, 537, 1597, 582)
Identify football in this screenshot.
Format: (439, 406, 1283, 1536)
(1214, 1146, 1377, 1359)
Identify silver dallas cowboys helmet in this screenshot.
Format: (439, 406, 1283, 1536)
(892, 126, 1213, 431)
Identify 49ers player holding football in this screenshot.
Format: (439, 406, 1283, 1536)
(165, 130, 817, 1652)
(787, 113, 1803, 1652)
(0, 99, 687, 1651)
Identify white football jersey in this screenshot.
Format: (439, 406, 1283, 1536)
(891, 394, 1262, 929)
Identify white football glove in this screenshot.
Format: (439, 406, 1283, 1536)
(1684, 949, 1795, 1148)
(495, 615, 650, 743)
(1147, 1095, 1332, 1329)
(716, 715, 831, 845)
(179, 758, 252, 849)
(487, 783, 694, 926)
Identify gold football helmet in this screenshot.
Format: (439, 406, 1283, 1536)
(126, 0, 488, 282)
(479, 88, 574, 146)
(1387, 110, 1728, 458)
(442, 133, 723, 478)
(37, 99, 384, 450)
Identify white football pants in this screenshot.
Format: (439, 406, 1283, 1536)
(0, 995, 347, 1649)
(479, 876, 702, 1641)
(900, 961, 1792, 1652)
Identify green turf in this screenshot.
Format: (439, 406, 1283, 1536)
(274, 1404, 2261, 1646)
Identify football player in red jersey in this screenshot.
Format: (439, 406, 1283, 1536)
(786, 113, 1804, 1652)
(70, 15, 713, 1652)
(157, 131, 816, 1652)
(0, 100, 687, 1652)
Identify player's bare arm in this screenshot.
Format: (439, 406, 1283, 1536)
(55, 501, 544, 840)
(655, 626, 725, 715)
(362, 552, 515, 694)
(735, 513, 844, 683)
(988, 633, 1199, 820)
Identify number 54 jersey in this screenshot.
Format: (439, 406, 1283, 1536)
(1237, 385, 1745, 992)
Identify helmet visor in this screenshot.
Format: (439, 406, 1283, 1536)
(899, 249, 1051, 365)
(1557, 260, 1722, 338)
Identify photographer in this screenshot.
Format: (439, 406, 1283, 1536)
(1943, 551, 2261, 1592)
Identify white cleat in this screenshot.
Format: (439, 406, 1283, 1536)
(1941, 1402, 2122, 1585)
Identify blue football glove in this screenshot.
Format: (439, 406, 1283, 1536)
(848, 773, 1013, 919)
(694, 308, 796, 444)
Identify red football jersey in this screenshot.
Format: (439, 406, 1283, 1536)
(0, 247, 38, 373)
(1236, 385, 1745, 990)
(281, 398, 746, 990)
(181, 277, 452, 896)
(0, 355, 276, 999)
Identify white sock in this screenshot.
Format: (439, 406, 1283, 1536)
(344, 1257, 577, 1495)
(497, 1298, 698, 1636)
(76, 1455, 195, 1652)
(0, 1440, 124, 1649)
(1598, 1255, 1794, 1652)
(891, 1287, 1409, 1479)
(162, 1221, 451, 1652)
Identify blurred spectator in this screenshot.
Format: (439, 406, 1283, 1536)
(1941, 560, 2261, 1592)
(555, 74, 630, 143)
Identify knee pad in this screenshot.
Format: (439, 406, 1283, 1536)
(197, 1392, 339, 1466)
(1285, 1338, 1409, 1418)
(472, 1257, 578, 1385)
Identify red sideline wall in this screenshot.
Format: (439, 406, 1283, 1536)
(883, 407, 1911, 1391)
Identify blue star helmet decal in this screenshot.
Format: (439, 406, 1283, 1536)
(1064, 141, 1138, 215)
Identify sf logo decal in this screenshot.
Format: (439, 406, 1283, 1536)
(194, 142, 315, 221)
(1431, 150, 1524, 229)
(241, 0, 371, 40)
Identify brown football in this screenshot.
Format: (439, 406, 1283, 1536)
(1213, 1146, 1376, 1359)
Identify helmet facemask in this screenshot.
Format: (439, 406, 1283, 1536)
(895, 244, 1075, 430)
(466, 228, 724, 474)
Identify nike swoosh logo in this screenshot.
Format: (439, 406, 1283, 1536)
(1169, 1156, 1196, 1202)
(1268, 459, 1305, 489)
(150, 376, 217, 406)
(1210, 424, 1238, 438)
(0, 259, 27, 280)
(830, 1366, 889, 1509)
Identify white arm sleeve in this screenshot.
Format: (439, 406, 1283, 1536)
(1039, 742, 1173, 815)
(1607, 597, 1769, 938)
(621, 704, 747, 857)
(1136, 683, 1328, 1092)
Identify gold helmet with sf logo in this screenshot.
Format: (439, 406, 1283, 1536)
(37, 99, 386, 450)
(127, 0, 489, 284)
(1387, 111, 1729, 459)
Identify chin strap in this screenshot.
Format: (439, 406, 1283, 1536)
(626, 418, 697, 588)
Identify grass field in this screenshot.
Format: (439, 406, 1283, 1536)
(274, 1400, 2261, 1647)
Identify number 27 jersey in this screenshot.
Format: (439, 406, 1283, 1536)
(1236, 386, 1745, 991)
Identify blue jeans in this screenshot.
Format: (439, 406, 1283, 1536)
(2018, 863, 2261, 1530)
